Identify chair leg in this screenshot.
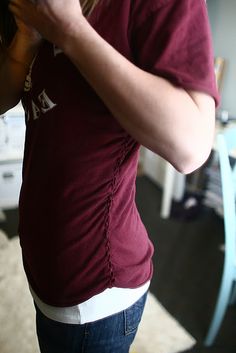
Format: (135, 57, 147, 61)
(204, 269, 233, 346)
(160, 162, 175, 219)
(229, 280, 236, 305)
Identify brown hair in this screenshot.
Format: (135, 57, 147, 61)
(81, 0, 100, 16)
(0, 0, 100, 48)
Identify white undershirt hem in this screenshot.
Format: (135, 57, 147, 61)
(30, 281, 150, 325)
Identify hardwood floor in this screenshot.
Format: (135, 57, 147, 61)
(135, 176, 236, 353)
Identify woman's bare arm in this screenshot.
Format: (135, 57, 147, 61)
(0, 23, 42, 114)
(61, 22, 215, 174)
(9, 0, 216, 174)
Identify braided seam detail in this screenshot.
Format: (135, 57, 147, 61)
(103, 137, 130, 286)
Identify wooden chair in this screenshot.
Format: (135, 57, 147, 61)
(205, 127, 236, 346)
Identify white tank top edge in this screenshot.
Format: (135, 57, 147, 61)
(30, 281, 150, 325)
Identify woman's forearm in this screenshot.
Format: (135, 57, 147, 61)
(59, 18, 215, 174)
(0, 32, 41, 114)
(8, 0, 216, 173)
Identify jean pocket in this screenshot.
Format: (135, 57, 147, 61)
(124, 291, 148, 336)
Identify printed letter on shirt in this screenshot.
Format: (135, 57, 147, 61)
(53, 45, 63, 57)
(38, 90, 57, 113)
(32, 100, 41, 120)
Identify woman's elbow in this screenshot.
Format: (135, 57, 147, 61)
(172, 144, 212, 175)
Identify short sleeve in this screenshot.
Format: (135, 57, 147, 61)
(130, 0, 220, 106)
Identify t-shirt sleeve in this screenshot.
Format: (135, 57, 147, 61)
(130, 0, 220, 106)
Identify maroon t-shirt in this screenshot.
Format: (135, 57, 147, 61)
(19, 0, 219, 306)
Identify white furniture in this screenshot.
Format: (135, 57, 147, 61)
(0, 104, 25, 221)
(160, 162, 186, 218)
(159, 121, 236, 219)
(141, 148, 186, 219)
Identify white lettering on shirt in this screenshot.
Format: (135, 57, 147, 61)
(32, 100, 41, 120)
(53, 45, 63, 57)
(38, 90, 57, 113)
(24, 56, 37, 92)
(27, 90, 57, 121)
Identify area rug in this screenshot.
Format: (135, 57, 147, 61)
(0, 230, 196, 353)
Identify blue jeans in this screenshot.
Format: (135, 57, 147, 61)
(35, 291, 148, 353)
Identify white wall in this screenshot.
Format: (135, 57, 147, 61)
(207, 0, 236, 117)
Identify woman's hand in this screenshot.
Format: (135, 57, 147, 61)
(8, 0, 84, 48)
(14, 16, 42, 44)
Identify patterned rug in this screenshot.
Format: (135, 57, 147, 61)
(0, 230, 196, 353)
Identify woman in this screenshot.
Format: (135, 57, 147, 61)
(0, 0, 219, 352)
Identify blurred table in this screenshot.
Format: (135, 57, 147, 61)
(0, 104, 25, 221)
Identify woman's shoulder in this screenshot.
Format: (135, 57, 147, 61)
(130, 0, 175, 26)
(131, 0, 207, 28)
(132, 0, 175, 14)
